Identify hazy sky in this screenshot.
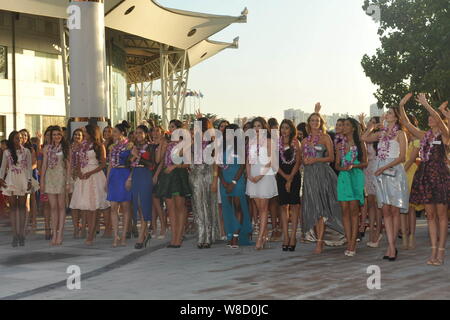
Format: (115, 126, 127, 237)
(159, 0, 381, 121)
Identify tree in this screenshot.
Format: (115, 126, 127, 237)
(361, 0, 450, 128)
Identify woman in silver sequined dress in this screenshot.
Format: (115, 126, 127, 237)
(362, 107, 408, 261)
(189, 117, 220, 249)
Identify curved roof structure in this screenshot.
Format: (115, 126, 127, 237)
(0, 0, 247, 83)
(105, 0, 246, 50)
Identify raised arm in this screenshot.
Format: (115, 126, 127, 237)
(398, 93, 425, 140)
(361, 120, 383, 143)
(417, 93, 450, 141)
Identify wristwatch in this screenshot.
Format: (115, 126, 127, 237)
(231, 180, 237, 185)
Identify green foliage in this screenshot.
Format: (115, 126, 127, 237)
(362, 0, 450, 128)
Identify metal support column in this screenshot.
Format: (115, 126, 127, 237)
(160, 45, 189, 128)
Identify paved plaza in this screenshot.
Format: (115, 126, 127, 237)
(0, 217, 449, 300)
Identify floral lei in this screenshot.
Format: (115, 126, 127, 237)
(110, 139, 129, 168)
(73, 141, 92, 170)
(279, 137, 296, 165)
(165, 142, 179, 167)
(303, 133, 321, 159)
(130, 142, 149, 167)
(334, 133, 345, 147)
(419, 130, 439, 162)
(47, 144, 62, 169)
(377, 125, 399, 161)
(7, 147, 28, 174)
(341, 146, 358, 168)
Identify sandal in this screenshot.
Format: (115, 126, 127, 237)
(231, 234, 240, 249)
(427, 247, 438, 265)
(433, 248, 446, 266)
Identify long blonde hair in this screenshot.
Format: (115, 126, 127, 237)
(306, 113, 327, 134)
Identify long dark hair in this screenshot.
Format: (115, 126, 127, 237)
(280, 119, 297, 146)
(136, 125, 149, 143)
(85, 124, 103, 161)
(296, 122, 308, 141)
(346, 118, 363, 162)
(115, 120, 131, 137)
(223, 124, 240, 156)
(370, 116, 381, 155)
(19, 129, 33, 150)
(50, 126, 69, 161)
(6, 131, 20, 165)
(251, 117, 271, 138)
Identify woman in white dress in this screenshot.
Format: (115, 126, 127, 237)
(70, 124, 109, 245)
(246, 117, 278, 250)
(0, 131, 34, 247)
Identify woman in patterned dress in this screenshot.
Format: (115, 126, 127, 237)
(0, 131, 33, 247)
(399, 93, 450, 266)
(41, 126, 70, 246)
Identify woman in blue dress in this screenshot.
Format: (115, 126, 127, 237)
(128, 125, 155, 249)
(218, 124, 252, 248)
(107, 121, 133, 248)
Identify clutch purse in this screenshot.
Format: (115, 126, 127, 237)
(382, 168, 396, 177)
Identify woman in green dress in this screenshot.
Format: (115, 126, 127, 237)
(336, 118, 368, 257)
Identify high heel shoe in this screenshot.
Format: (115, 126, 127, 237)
(255, 237, 266, 250)
(144, 233, 151, 248)
(134, 242, 144, 250)
(18, 235, 25, 247)
(11, 236, 18, 247)
(282, 245, 289, 252)
(288, 245, 296, 252)
(388, 249, 398, 262)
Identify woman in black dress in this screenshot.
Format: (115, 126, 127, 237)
(277, 120, 302, 251)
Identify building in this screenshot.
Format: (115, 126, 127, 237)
(370, 103, 384, 117)
(0, 1, 247, 138)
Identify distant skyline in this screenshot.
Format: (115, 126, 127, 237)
(159, 0, 381, 122)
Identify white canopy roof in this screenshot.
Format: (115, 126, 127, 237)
(0, 0, 247, 82)
(0, 0, 246, 50)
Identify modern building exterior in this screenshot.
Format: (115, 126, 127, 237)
(0, 0, 247, 138)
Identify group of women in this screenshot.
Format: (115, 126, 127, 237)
(0, 93, 448, 266)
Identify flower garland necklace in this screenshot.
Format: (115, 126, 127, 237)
(110, 139, 129, 168)
(303, 133, 321, 159)
(279, 137, 296, 165)
(377, 125, 399, 161)
(334, 133, 345, 147)
(47, 143, 62, 169)
(74, 141, 93, 169)
(419, 130, 439, 162)
(131, 141, 149, 167)
(165, 141, 179, 167)
(7, 146, 28, 174)
(339, 138, 358, 167)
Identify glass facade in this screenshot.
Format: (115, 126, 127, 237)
(25, 115, 66, 135)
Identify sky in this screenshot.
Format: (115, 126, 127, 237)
(158, 0, 381, 122)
